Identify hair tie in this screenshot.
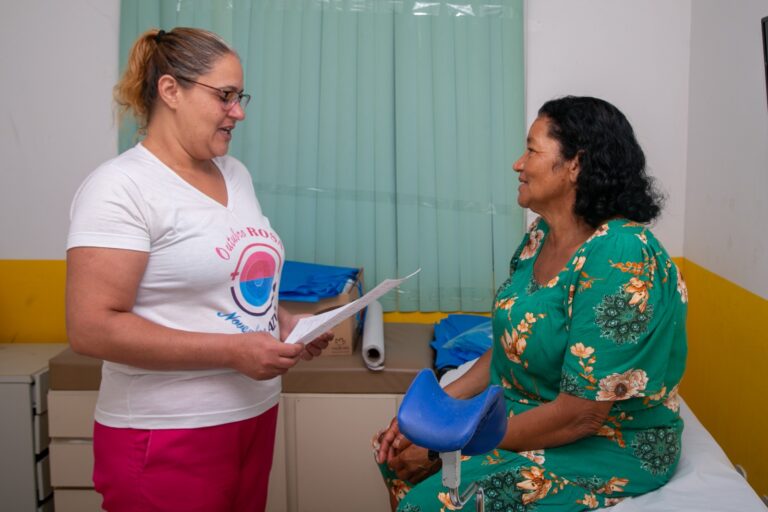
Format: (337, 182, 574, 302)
(155, 30, 166, 43)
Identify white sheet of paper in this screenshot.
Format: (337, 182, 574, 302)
(283, 269, 421, 345)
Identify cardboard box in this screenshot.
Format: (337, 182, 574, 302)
(280, 269, 363, 356)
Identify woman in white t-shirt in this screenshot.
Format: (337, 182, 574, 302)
(66, 27, 330, 512)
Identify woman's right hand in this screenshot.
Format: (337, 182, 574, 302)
(374, 416, 403, 465)
(232, 332, 305, 380)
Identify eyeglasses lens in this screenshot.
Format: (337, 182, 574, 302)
(224, 91, 251, 109)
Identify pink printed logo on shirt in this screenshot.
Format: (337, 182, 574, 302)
(229, 243, 282, 317)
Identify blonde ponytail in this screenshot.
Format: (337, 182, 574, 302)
(113, 27, 234, 132)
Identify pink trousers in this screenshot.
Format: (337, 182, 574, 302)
(93, 405, 278, 512)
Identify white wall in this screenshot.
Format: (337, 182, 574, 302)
(525, 0, 692, 256)
(0, 0, 744, 272)
(685, 0, 768, 298)
(0, 0, 120, 259)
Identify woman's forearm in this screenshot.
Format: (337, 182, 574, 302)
(498, 392, 613, 452)
(67, 308, 240, 371)
(67, 305, 305, 382)
(442, 349, 492, 399)
(436, 343, 612, 451)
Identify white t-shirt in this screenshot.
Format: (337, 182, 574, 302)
(68, 143, 284, 429)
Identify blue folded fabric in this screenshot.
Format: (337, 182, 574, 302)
(431, 314, 493, 371)
(279, 260, 359, 303)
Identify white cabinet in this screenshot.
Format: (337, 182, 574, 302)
(0, 343, 66, 512)
(274, 393, 401, 512)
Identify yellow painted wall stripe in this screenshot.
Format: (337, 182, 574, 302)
(2, 258, 766, 496)
(383, 311, 489, 324)
(0, 259, 490, 342)
(678, 258, 768, 496)
(0, 260, 67, 343)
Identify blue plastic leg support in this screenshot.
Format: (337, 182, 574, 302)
(397, 370, 506, 511)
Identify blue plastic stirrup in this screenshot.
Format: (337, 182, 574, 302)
(397, 369, 506, 456)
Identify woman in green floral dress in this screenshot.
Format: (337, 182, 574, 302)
(374, 96, 688, 511)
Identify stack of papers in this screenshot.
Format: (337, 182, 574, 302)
(284, 269, 420, 345)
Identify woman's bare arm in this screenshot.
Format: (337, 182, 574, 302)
(66, 247, 304, 380)
(498, 392, 613, 452)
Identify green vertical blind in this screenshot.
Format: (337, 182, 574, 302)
(119, 0, 525, 312)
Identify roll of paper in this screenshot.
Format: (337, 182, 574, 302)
(362, 300, 385, 371)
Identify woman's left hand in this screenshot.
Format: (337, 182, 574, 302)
(278, 309, 332, 360)
(301, 331, 333, 360)
(389, 444, 440, 483)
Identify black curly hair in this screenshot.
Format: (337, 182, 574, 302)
(538, 96, 664, 227)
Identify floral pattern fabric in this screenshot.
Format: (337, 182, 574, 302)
(378, 218, 687, 511)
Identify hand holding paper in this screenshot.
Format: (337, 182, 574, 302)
(283, 269, 421, 345)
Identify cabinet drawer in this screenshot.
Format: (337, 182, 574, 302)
(48, 390, 97, 438)
(32, 368, 51, 414)
(54, 489, 103, 512)
(50, 440, 94, 487)
(34, 411, 50, 454)
(36, 453, 52, 502)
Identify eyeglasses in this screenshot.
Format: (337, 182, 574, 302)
(177, 76, 251, 110)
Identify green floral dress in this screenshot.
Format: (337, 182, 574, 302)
(378, 218, 688, 511)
